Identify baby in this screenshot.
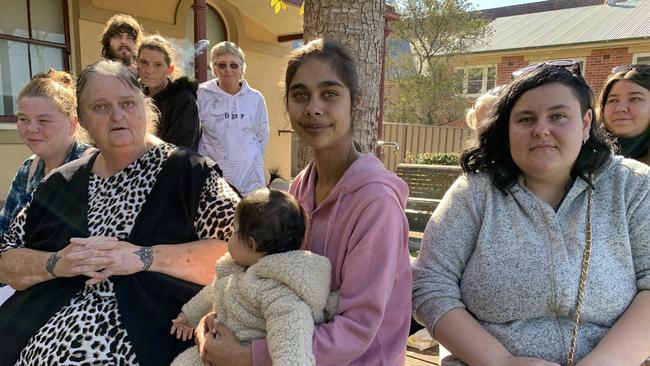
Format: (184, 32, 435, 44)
(170, 186, 335, 366)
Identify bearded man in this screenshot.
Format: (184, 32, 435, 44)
(99, 14, 142, 72)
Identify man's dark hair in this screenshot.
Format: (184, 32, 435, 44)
(100, 14, 142, 62)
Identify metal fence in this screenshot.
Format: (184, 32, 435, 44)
(380, 122, 474, 172)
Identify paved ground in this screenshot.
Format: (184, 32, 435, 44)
(406, 346, 440, 366)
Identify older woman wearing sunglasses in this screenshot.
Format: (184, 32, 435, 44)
(597, 64, 650, 164)
(197, 41, 269, 195)
(413, 61, 650, 366)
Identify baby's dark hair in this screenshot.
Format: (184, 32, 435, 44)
(235, 185, 306, 255)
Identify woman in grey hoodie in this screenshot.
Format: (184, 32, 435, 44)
(413, 62, 650, 365)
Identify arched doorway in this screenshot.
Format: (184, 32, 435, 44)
(183, 4, 226, 79)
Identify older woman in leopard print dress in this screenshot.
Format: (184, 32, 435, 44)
(0, 60, 241, 366)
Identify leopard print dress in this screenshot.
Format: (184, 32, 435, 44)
(0, 144, 240, 366)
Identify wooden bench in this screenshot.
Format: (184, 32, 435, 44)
(407, 197, 440, 213)
(395, 164, 461, 212)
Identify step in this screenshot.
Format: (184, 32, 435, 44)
(407, 197, 440, 212)
(409, 231, 423, 253)
(406, 208, 432, 233)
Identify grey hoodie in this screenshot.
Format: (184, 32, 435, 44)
(413, 155, 650, 365)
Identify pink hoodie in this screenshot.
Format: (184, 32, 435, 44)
(252, 154, 412, 366)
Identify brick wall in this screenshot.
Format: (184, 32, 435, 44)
(496, 56, 527, 85)
(584, 47, 632, 95)
(445, 119, 467, 128)
(488, 48, 632, 96)
(403, 47, 638, 127)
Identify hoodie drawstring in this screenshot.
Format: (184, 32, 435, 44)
(322, 186, 346, 265)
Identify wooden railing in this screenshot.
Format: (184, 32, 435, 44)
(379, 123, 474, 172)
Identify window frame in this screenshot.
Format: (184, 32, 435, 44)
(632, 53, 650, 65)
(456, 64, 497, 97)
(0, 0, 70, 122)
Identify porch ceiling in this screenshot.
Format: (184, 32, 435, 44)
(90, 0, 180, 23)
(89, 0, 303, 36)
(225, 0, 303, 36)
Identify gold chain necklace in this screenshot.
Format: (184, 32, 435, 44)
(567, 184, 593, 366)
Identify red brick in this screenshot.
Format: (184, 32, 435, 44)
(585, 47, 631, 94)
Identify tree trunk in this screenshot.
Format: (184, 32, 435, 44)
(296, 0, 385, 171)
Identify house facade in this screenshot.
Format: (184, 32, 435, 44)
(0, 0, 304, 195)
(455, 0, 650, 99)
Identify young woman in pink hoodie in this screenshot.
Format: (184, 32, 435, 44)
(196, 38, 413, 365)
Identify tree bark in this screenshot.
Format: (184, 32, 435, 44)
(297, 0, 385, 171)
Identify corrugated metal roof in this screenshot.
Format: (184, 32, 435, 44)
(469, 0, 650, 53)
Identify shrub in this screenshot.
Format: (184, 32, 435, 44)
(405, 152, 460, 166)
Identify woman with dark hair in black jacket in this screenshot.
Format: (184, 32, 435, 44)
(137, 35, 201, 150)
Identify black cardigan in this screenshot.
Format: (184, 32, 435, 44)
(0, 147, 217, 366)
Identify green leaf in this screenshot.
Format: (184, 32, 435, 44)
(411, 152, 460, 166)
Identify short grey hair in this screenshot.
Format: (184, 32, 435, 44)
(76, 60, 158, 142)
(210, 41, 247, 74)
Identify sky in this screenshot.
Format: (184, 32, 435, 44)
(470, 0, 542, 10)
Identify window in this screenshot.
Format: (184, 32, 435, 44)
(185, 5, 227, 80)
(632, 53, 650, 65)
(456, 65, 496, 97)
(0, 0, 69, 122)
(528, 58, 586, 76)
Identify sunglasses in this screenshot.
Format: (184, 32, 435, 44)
(511, 60, 581, 79)
(611, 64, 650, 74)
(215, 62, 240, 70)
